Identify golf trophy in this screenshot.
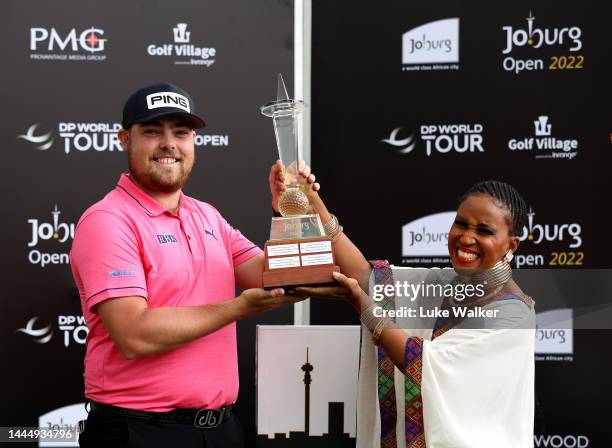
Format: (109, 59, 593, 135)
(260, 74, 339, 288)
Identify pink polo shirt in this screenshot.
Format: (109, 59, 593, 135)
(70, 173, 262, 411)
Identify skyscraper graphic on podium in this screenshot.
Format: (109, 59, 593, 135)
(256, 347, 355, 447)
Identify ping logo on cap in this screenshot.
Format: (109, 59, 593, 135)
(146, 92, 190, 112)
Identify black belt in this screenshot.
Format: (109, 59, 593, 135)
(89, 401, 233, 429)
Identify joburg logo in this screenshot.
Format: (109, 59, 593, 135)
(535, 308, 573, 359)
(501, 12, 584, 74)
(402, 18, 459, 71)
(401, 211, 455, 265)
(30, 26, 107, 62)
(17, 315, 88, 347)
(381, 123, 484, 156)
(147, 23, 217, 67)
(513, 208, 583, 268)
(520, 208, 582, 248)
(507, 115, 579, 160)
(27, 205, 75, 268)
(39, 403, 87, 447)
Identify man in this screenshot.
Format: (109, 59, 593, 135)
(70, 82, 314, 447)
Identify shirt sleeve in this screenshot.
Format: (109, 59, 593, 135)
(70, 210, 148, 312)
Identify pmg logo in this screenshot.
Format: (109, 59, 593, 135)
(29, 26, 107, 61)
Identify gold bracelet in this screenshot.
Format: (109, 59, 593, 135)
(360, 302, 380, 329)
(323, 214, 343, 239)
(331, 226, 344, 242)
(372, 317, 390, 346)
(323, 214, 338, 235)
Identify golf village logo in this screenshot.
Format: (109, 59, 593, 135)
(147, 23, 217, 67)
(401, 211, 455, 265)
(381, 123, 484, 157)
(27, 205, 75, 268)
(29, 26, 107, 62)
(17, 315, 88, 348)
(502, 11, 584, 75)
(507, 115, 578, 160)
(19, 122, 123, 154)
(402, 18, 459, 71)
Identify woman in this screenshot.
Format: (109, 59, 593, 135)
(276, 167, 536, 448)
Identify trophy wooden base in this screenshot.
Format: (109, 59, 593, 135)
(262, 237, 339, 289)
(263, 264, 340, 289)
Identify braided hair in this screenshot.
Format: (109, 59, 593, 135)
(458, 180, 528, 236)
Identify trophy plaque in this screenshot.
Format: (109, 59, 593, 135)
(261, 74, 339, 288)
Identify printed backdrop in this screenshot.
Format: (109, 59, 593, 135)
(310, 1, 611, 447)
(2, 1, 611, 447)
(2, 0, 293, 445)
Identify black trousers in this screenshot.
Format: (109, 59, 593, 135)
(78, 410, 244, 448)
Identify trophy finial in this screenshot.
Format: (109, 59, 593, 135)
(276, 73, 290, 102)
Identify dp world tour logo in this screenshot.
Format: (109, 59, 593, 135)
(16, 317, 53, 344)
(17, 316, 88, 347)
(18, 122, 123, 154)
(381, 127, 417, 153)
(18, 124, 54, 150)
(381, 124, 484, 156)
